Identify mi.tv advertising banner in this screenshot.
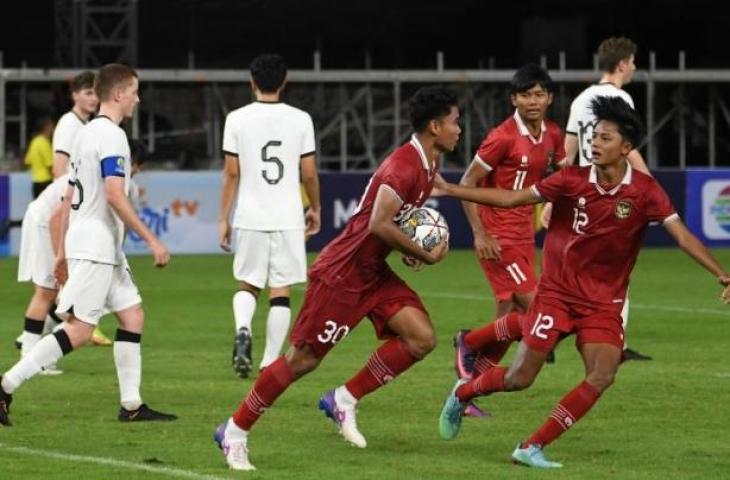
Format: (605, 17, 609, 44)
(0, 168, 721, 257)
(686, 169, 730, 247)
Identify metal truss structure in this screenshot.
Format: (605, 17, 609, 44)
(2, 52, 730, 171)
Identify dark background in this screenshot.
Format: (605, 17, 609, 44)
(1, 0, 726, 70)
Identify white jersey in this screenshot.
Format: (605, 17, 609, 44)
(66, 116, 130, 265)
(53, 111, 87, 158)
(566, 83, 635, 166)
(26, 174, 69, 226)
(223, 101, 316, 230)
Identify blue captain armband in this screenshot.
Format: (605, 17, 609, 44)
(100, 156, 126, 178)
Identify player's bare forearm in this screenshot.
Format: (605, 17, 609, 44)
(106, 182, 158, 246)
(301, 155, 321, 212)
(53, 184, 75, 259)
(627, 150, 651, 176)
(666, 219, 729, 279)
(369, 219, 435, 264)
(460, 161, 489, 236)
(441, 182, 538, 208)
(563, 134, 578, 166)
(52, 153, 69, 178)
(219, 156, 239, 222)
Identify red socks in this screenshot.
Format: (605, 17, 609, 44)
(525, 381, 601, 448)
(232, 356, 294, 430)
(345, 339, 419, 400)
(465, 312, 522, 375)
(456, 366, 507, 402)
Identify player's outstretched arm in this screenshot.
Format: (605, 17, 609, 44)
(51, 183, 74, 285)
(105, 176, 170, 267)
(301, 153, 321, 239)
(369, 184, 445, 265)
(664, 218, 730, 303)
(458, 164, 501, 260)
(218, 154, 239, 252)
(435, 175, 540, 208)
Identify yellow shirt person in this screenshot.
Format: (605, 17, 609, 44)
(25, 118, 55, 197)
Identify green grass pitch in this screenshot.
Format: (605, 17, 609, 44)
(1, 248, 729, 479)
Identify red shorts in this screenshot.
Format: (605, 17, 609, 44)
(521, 296, 624, 352)
(289, 272, 427, 358)
(479, 244, 537, 301)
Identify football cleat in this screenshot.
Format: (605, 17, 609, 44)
(91, 327, 113, 346)
(318, 390, 367, 448)
(232, 327, 253, 379)
(512, 443, 563, 468)
(214, 421, 255, 471)
(118, 403, 177, 422)
(39, 363, 63, 376)
(464, 401, 491, 418)
(453, 330, 476, 379)
(439, 378, 468, 440)
(0, 377, 13, 426)
(622, 347, 652, 361)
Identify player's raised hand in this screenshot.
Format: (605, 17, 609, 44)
(425, 238, 449, 265)
(219, 219, 232, 252)
(541, 202, 553, 229)
(474, 231, 501, 260)
(53, 256, 68, 286)
(305, 208, 321, 240)
(150, 239, 170, 268)
(719, 275, 730, 304)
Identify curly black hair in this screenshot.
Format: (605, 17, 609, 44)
(590, 95, 643, 148)
(408, 86, 459, 132)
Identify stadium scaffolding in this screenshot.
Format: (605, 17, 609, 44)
(3, 51, 730, 171)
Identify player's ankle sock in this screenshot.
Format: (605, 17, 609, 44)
(334, 385, 358, 407)
(344, 339, 419, 400)
(260, 297, 290, 369)
(233, 356, 294, 430)
(456, 366, 507, 402)
(20, 317, 45, 357)
(42, 305, 63, 336)
(114, 329, 143, 411)
(233, 290, 257, 333)
(3, 330, 72, 393)
(464, 312, 522, 351)
(225, 416, 249, 440)
(525, 380, 601, 448)
(472, 342, 511, 376)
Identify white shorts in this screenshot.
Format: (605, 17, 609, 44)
(233, 229, 307, 289)
(17, 211, 56, 290)
(56, 259, 142, 325)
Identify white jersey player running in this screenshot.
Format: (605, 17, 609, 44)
(219, 53, 321, 379)
(548, 37, 652, 361)
(0, 64, 176, 427)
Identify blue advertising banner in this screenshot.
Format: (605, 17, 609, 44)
(685, 169, 730, 247)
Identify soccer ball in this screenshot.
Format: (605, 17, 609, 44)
(399, 207, 449, 252)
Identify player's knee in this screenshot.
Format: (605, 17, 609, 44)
(586, 371, 615, 393)
(403, 332, 437, 359)
(286, 347, 321, 378)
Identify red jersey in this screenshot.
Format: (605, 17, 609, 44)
(475, 111, 565, 246)
(309, 136, 437, 292)
(532, 164, 678, 309)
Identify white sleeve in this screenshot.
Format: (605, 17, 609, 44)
(52, 115, 76, 155)
(301, 113, 316, 156)
(621, 90, 635, 109)
(99, 129, 129, 161)
(222, 113, 238, 156)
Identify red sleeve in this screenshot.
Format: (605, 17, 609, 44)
(378, 156, 414, 204)
(532, 168, 569, 203)
(645, 179, 678, 224)
(474, 129, 508, 172)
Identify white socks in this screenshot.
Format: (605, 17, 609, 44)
(233, 291, 257, 333)
(335, 385, 358, 408)
(621, 295, 630, 349)
(260, 305, 291, 370)
(225, 417, 249, 440)
(114, 330, 143, 411)
(3, 332, 67, 394)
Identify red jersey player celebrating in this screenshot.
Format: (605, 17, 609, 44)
(455, 64, 565, 403)
(437, 96, 730, 468)
(214, 87, 457, 471)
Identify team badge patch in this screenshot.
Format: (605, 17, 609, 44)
(614, 200, 632, 219)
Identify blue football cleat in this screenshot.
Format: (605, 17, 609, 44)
(438, 378, 468, 440)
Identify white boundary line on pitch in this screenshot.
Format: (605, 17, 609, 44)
(418, 291, 728, 316)
(0, 443, 228, 480)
